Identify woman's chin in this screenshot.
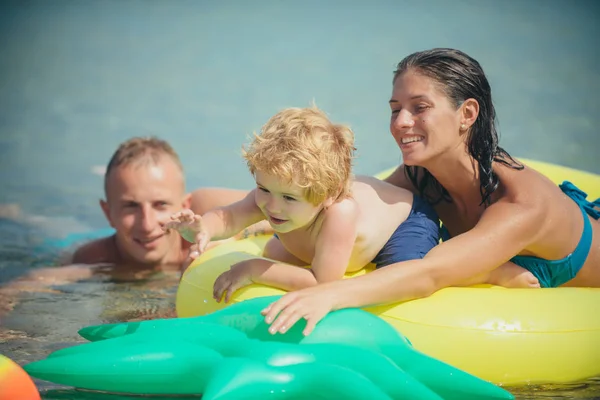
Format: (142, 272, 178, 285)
(401, 154, 423, 167)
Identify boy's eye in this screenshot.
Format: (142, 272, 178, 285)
(258, 187, 269, 193)
(283, 195, 296, 201)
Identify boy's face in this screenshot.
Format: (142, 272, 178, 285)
(254, 171, 326, 233)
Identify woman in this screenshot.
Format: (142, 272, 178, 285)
(261, 48, 600, 336)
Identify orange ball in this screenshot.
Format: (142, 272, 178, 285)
(0, 355, 41, 400)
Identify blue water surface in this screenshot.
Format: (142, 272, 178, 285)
(0, 1, 598, 399)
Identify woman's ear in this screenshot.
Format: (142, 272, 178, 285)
(460, 98, 480, 132)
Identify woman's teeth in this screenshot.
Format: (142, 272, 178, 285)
(401, 136, 423, 144)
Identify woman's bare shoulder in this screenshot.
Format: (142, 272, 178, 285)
(495, 162, 561, 205)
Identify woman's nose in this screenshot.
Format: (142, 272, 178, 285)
(392, 109, 415, 131)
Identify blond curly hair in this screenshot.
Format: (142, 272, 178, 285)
(243, 106, 355, 205)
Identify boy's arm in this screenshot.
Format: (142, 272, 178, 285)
(200, 190, 265, 240)
(310, 201, 358, 282)
(250, 202, 357, 289)
(233, 220, 274, 240)
(247, 259, 318, 291)
(189, 187, 250, 215)
(189, 187, 274, 240)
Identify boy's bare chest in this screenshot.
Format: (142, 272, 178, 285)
(278, 231, 317, 264)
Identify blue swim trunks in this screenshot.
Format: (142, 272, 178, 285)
(370, 194, 440, 268)
(273, 194, 440, 268)
(510, 181, 599, 288)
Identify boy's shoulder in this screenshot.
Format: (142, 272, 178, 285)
(326, 197, 359, 222)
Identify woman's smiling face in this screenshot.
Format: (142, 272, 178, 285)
(389, 69, 464, 166)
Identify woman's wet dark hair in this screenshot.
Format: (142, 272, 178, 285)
(394, 48, 522, 206)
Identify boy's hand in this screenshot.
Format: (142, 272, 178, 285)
(163, 209, 210, 253)
(213, 260, 255, 303)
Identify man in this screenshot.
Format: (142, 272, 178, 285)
(71, 136, 270, 269)
(0, 137, 268, 320)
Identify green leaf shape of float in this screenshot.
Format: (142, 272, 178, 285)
(25, 296, 513, 400)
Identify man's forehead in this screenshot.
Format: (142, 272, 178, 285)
(105, 157, 185, 199)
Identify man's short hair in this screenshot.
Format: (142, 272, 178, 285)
(104, 136, 183, 196)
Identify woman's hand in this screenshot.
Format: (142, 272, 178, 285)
(261, 284, 338, 336)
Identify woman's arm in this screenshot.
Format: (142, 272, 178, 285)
(263, 200, 544, 335)
(332, 201, 542, 306)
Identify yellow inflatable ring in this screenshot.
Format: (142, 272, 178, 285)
(176, 158, 600, 386)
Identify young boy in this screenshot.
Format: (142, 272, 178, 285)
(165, 106, 440, 302)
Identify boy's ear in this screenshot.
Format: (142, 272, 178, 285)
(323, 197, 335, 209)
